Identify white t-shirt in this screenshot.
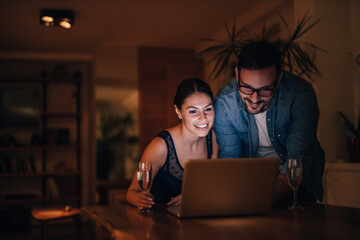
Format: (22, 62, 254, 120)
(254, 111, 279, 158)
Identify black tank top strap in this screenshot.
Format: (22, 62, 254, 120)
(206, 129, 213, 158)
(156, 130, 183, 180)
(156, 131, 171, 171)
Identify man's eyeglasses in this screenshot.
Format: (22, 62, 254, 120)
(238, 78, 278, 97)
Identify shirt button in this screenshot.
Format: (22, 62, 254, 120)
(280, 153, 283, 156)
(267, 118, 271, 121)
(277, 134, 281, 137)
(270, 138, 274, 141)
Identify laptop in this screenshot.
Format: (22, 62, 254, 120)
(167, 157, 280, 218)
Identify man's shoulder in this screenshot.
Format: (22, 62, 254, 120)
(216, 78, 238, 98)
(281, 71, 314, 93)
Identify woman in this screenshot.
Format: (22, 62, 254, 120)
(126, 78, 218, 209)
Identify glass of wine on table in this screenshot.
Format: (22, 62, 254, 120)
(287, 158, 303, 210)
(137, 162, 153, 213)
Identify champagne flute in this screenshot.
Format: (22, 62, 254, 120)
(287, 158, 303, 210)
(137, 162, 153, 213)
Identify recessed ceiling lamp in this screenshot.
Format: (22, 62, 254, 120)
(40, 9, 74, 29)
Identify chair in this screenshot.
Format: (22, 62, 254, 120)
(31, 206, 81, 240)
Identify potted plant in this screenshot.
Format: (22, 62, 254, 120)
(338, 111, 360, 162)
(96, 103, 137, 180)
(347, 52, 360, 70)
(198, 12, 326, 82)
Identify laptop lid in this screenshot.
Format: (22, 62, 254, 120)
(167, 158, 280, 218)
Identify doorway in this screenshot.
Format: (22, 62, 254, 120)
(95, 85, 139, 204)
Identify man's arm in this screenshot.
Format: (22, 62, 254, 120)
(286, 86, 320, 194)
(214, 97, 242, 158)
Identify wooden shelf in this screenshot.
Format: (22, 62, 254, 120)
(0, 76, 82, 208)
(42, 145, 81, 151)
(41, 77, 81, 84)
(0, 77, 81, 84)
(0, 145, 80, 151)
(0, 171, 81, 177)
(42, 112, 80, 118)
(0, 196, 81, 204)
(0, 146, 44, 151)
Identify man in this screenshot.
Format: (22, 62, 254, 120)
(214, 41, 325, 204)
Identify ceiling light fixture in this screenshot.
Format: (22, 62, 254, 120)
(40, 9, 74, 29)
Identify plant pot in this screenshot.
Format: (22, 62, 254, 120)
(347, 138, 360, 163)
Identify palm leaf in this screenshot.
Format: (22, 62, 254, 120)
(198, 38, 224, 42)
(197, 44, 228, 56)
(288, 46, 307, 71)
(213, 51, 232, 80)
(208, 54, 226, 80)
(300, 42, 328, 53)
(292, 44, 317, 73)
(278, 14, 290, 38)
(290, 11, 309, 41)
(297, 17, 321, 39)
(338, 111, 360, 138)
(204, 48, 230, 65)
(198, 12, 325, 82)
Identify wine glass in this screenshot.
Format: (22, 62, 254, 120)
(137, 162, 153, 213)
(287, 158, 303, 210)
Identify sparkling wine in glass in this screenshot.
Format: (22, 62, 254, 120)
(137, 162, 153, 213)
(287, 158, 303, 210)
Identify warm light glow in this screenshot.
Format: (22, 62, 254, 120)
(43, 22, 54, 27)
(59, 19, 72, 29)
(40, 9, 74, 29)
(41, 15, 54, 23)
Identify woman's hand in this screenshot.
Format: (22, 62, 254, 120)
(167, 194, 182, 207)
(134, 191, 154, 210)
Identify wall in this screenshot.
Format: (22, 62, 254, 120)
(93, 46, 138, 88)
(294, 0, 359, 163)
(350, 0, 360, 125)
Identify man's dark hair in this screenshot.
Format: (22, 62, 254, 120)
(173, 78, 213, 110)
(237, 41, 282, 77)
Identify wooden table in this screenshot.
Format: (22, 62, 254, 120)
(32, 207, 81, 240)
(81, 203, 360, 240)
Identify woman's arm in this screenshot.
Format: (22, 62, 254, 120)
(126, 137, 167, 209)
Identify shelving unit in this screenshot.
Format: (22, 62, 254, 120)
(0, 77, 82, 208)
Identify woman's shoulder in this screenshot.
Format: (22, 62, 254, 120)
(141, 134, 168, 164)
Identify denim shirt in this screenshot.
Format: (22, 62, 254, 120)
(214, 71, 325, 201)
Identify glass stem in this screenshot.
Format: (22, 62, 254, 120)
(293, 188, 298, 206)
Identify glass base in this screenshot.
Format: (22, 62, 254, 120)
(288, 202, 303, 210)
(138, 207, 153, 213)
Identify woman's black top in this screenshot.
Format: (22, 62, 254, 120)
(150, 130, 213, 203)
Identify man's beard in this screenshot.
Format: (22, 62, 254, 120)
(243, 98, 269, 114)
